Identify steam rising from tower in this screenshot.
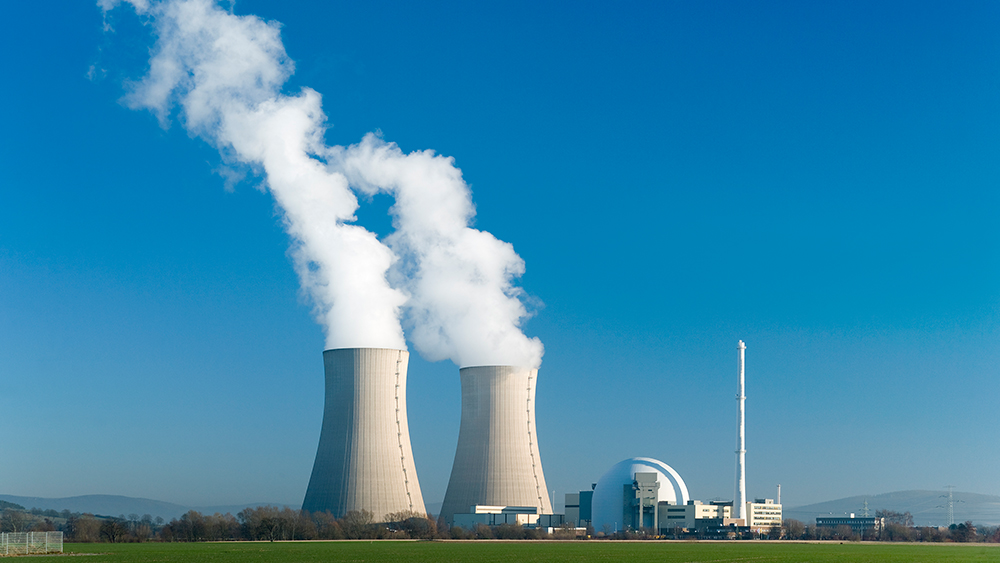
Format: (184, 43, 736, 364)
(100, 0, 406, 350)
(102, 0, 547, 520)
(331, 134, 543, 369)
(100, 0, 543, 369)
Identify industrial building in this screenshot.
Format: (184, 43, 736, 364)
(816, 515, 884, 535)
(571, 457, 781, 535)
(556, 341, 782, 537)
(564, 490, 593, 529)
(301, 348, 426, 519)
(745, 498, 782, 532)
(660, 500, 734, 530)
(296, 338, 780, 539)
(589, 457, 690, 533)
(439, 366, 553, 525)
(451, 505, 565, 530)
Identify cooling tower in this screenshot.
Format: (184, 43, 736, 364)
(301, 348, 425, 519)
(439, 365, 552, 525)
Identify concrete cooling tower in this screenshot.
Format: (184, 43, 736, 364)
(301, 348, 425, 519)
(439, 365, 553, 525)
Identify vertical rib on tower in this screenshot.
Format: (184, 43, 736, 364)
(439, 366, 552, 525)
(735, 340, 747, 522)
(302, 348, 425, 519)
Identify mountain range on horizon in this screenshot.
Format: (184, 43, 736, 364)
(0, 494, 290, 522)
(3, 490, 998, 526)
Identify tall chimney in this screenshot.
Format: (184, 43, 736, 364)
(302, 348, 425, 519)
(735, 340, 747, 522)
(439, 366, 552, 525)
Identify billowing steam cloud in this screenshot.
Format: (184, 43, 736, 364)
(99, 0, 406, 350)
(100, 0, 543, 368)
(330, 135, 543, 368)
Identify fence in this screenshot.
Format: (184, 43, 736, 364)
(1, 531, 63, 556)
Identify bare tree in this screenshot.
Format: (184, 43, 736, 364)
(310, 511, 343, 539)
(100, 519, 128, 543)
(782, 519, 805, 539)
(384, 510, 437, 539)
(339, 510, 378, 539)
(0, 510, 28, 532)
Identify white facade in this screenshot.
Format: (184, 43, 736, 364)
(302, 348, 425, 519)
(659, 501, 732, 530)
(452, 506, 539, 529)
(440, 366, 552, 525)
(745, 498, 782, 532)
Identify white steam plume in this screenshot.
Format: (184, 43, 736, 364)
(101, 0, 406, 350)
(330, 135, 544, 369)
(102, 0, 542, 368)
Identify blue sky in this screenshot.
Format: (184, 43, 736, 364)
(2, 0, 999, 512)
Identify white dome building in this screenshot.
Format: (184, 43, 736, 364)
(591, 457, 689, 533)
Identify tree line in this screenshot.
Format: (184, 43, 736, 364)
(0, 504, 571, 542)
(777, 510, 1000, 543)
(4, 503, 998, 542)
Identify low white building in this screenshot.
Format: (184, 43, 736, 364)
(745, 498, 782, 532)
(452, 506, 538, 529)
(659, 500, 733, 530)
(451, 506, 566, 530)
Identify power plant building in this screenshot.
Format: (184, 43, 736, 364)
(661, 500, 734, 530)
(440, 366, 553, 525)
(302, 348, 426, 519)
(451, 505, 566, 530)
(816, 515, 884, 535)
(564, 490, 594, 528)
(589, 457, 690, 533)
(556, 341, 781, 536)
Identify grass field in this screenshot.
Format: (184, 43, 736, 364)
(19, 541, 998, 563)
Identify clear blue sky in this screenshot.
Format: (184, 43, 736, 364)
(2, 0, 999, 511)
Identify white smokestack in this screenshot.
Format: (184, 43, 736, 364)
(735, 340, 747, 521)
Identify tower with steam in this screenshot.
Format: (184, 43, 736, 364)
(735, 340, 747, 522)
(439, 366, 553, 524)
(302, 348, 425, 519)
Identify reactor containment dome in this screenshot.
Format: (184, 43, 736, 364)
(591, 457, 689, 533)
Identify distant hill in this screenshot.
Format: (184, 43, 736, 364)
(0, 494, 292, 521)
(0, 500, 26, 511)
(786, 490, 1000, 527)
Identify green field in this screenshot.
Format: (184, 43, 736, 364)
(20, 541, 998, 563)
